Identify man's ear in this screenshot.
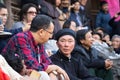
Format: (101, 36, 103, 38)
(80, 39, 84, 44)
(37, 29, 44, 36)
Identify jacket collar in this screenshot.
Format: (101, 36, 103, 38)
(57, 50, 71, 62)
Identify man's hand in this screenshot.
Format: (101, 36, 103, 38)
(105, 59, 113, 70)
(114, 12, 120, 18)
(46, 65, 70, 80)
(56, 66, 70, 80)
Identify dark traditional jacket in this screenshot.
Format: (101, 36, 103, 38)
(109, 17, 120, 36)
(72, 45, 105, 69)
(50, 51, 102, 80)
(72, 45, 113, 80)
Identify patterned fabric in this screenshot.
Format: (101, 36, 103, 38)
(2, 31, 52, 71)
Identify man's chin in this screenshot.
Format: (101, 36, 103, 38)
(63, 51, 71, 55)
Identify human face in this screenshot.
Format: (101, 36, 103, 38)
(74, 2, 80, 11)
(26, 7, 37, 22)
(0, 8, 8, 25)
(81, 31, 94, 49)
(20, 60, 32, 76)
(97, 30, 104, 37)
(112, 37, 120, 49)
(39, 22, 54, 44)
(80, 0, 87, 6)
(70, 21, 76, 31)
(93, 34, 101, 41)
(57, 35, 75, 57)
(103, 35, 110, 42)
(61, 0, 70, 7)
(20, 60, 27, 76)
(56, 0, 61, 6)
(102, 4, 109, 12)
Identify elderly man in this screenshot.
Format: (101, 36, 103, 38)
(2, 15, 69, 80)
(50, 28, 102, 80)
(73, 29, 113, 80)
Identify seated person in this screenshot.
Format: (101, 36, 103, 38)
(69, 0, 90, 30)
(0, 3, 30, 53)
(2, 50, 50, 80)
(63, 19, 77, 31)
(73, 29, 113, 80)
(102, 33, 112, 46)
(2, 15, 69, 80)
(50, 28, 102, 80)
(92, 32, 120, 59)
(12, 3, 38, 29)
(111, 35, 120, 54)
(94, 27, 105, 38)
(0, 55, 23, 80)
(45, 19, 77, 57)
(92, 33, 120, 80)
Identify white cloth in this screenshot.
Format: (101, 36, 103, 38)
(39, 71, 50, 80)
(0, 55, 23, 80)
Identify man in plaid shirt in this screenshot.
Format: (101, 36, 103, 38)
(2, 15, 69, 80)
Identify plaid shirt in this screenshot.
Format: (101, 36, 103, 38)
(3, 31, 52, 71)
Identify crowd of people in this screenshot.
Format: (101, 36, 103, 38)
(0, 0, 120, 80)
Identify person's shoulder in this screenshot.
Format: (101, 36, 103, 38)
(12, 21, 24, 29)
(13, 21, 24, 26)
(14, 21, 23, 25)
(15, 31, 30, 38)
(74, 44, 83, 51)
(97, 11, 103, 15)
(70, 12, 76, 16)
(50, 52, 59, 60)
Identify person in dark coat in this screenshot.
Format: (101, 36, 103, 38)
(109, 13, 120, 36)
(69, 0, 90, 29)
(72, 29, 113, 80)
(50, 29, 103, 80)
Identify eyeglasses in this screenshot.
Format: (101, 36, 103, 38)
(44, 29, 53, 35)
(27, 11, 37, 15)
(0, 14, 8, 17)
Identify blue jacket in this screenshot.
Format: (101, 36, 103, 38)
(95, 11, 112, 35)
(69, 12, 90, 28)
(72, 45, 105, 69)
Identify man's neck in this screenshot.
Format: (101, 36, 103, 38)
(82, 45, 90, 50)
(31, 31, 41, 45)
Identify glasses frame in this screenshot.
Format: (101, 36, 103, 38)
(44, 29, 53, 35)
(27, 11, 37, 15)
